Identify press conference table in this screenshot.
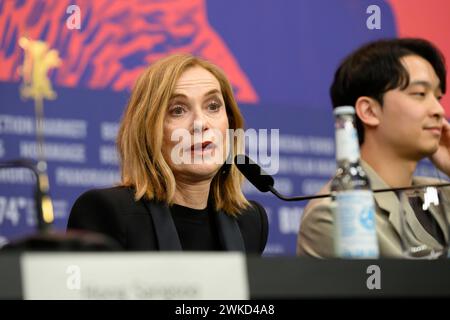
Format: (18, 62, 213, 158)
(0, 253, 449, 299)
(246, 257, 450, 298)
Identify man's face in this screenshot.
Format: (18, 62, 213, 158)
(376, 54, 444, 160)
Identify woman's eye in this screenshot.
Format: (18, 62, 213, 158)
(170, 105, 185, 116)
(208, 101, 222, 111)
(411, 92, 426, 97)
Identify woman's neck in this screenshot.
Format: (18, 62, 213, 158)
(173, 177, 212, 209)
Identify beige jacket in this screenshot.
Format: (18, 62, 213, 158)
(297, 161, 450, 258)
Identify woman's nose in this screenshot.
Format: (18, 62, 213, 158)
(192, 110, 209, 134)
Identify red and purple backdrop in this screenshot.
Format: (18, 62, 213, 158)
(1, 0, 449, 255)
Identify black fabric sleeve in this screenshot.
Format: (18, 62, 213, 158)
(67, 189, 126, 247)
(237, 200, 269, 254)
(249, 200, 269, 254)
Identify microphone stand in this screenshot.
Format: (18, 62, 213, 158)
(0, 159, 53, 232)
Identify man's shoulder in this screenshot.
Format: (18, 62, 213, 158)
(297, 181, 335, 257)
(302, 181, 334, 217)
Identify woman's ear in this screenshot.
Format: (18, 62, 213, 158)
(355, 96, 381, 128)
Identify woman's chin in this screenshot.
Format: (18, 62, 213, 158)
(178, 163, 222, 179)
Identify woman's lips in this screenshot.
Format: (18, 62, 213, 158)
(189, 141, 215, 153)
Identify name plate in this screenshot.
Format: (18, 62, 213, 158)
(21, 252, 248, 300)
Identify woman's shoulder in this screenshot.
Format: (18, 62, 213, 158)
(70, 186, 142, 218)
(68, 186, 144, 232)
(67, 187, 133, 242)
(238, 200, 266, 216)
(73, 185, 138, 206)
(235, 200, 268, 254)
(76, 185, 133, 199)
(236, 200, 268, 231)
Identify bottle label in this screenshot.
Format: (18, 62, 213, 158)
(334, 190, 379, 258)
(335, 124, 360, 162)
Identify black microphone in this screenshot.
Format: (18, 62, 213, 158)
(234, 154, 274, 192)
(234, 155, 450, 201)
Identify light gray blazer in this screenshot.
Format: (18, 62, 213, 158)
(297, 161, 449, 258)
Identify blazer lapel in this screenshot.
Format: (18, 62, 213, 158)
(143, 200, 182, 251)
(414, 180, 449, 243)
(143, 196, 246, 252)
(215, 209, 246, 252)
(362, 162, 449, 248)
(432, 195, 450, 243)
(403, 198, 443, 248)
(364, 162, 442, 246)
(362, 161, 403, 237)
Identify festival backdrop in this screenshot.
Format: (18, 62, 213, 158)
(1, 0, 449, 255)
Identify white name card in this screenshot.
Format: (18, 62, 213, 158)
(21, 252, 248, 300)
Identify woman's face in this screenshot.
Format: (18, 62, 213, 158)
(162, 66, 230, 181)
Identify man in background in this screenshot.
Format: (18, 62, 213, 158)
(297, 38, 450, 257)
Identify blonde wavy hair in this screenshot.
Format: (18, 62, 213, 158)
(117, 53, 249, 215)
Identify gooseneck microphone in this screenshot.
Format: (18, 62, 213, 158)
(0, 159, 53, 231)
(0, 159, 121, 251)
(234, 154, 450, 201)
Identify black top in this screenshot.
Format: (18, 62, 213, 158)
(408, 196, 446, 246)
(67, 186, 268, 254)
(170, 204, 222, 251)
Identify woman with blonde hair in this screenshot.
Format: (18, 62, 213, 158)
(67, 53, 268, 253)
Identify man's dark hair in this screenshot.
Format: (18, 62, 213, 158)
(330, 38, 447, 144)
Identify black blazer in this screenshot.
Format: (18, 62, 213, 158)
(67, 187, 268, 254)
